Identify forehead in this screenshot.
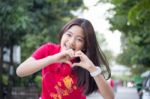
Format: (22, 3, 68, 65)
(67, 25, 84, 38)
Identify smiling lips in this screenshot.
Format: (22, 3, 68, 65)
(64, 44, 75, 50)
(64, 43, 75, 51)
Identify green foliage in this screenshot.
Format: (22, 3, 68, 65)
(0, 0, 84, 89)
(0, 0, 29, 45)
(34, 75, 42, 92)
(128, 0, 150, 26)
(105, 0, 150, 72)
(19, 0, 84, 61)
(2, 75, 8, 85)
(0, 0, 84, 55)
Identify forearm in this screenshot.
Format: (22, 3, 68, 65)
(93, 74, 114, 99)
(16, 55, 56, 77)
(88, 66, 115, 99)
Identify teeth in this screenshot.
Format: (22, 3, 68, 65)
(64, 44, 75, 50)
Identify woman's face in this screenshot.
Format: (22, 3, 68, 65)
(60, 25, 85, 52)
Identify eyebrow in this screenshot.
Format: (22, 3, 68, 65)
(67, 30, 73, 34)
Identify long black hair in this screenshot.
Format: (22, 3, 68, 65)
(58, 18, 111, 95)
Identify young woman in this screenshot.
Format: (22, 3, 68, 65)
(16, 18, 114, 99)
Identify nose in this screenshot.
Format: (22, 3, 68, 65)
(68, 37, 75, 47)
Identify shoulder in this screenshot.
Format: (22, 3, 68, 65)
(32, 42, 60, 59)
(45, 42, 59, 48)
(38, 42, 59, 49)
(45, 42, 60, 51)
(41, 42, 60, 54)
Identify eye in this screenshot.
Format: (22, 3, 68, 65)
(76, 38, 84, 42)
(66, 33, 72, 37)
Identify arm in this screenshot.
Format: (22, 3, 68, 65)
(88, 66, 115, 99)
(72, 51, 115, 99)
(16, 49, 75, 77)
(16, 55, 57, 77)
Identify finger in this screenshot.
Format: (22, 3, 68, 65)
(75, 50, 82, 54)
(66, 55, 71, 61)
(72, 63, 82, 67)
(75, 50, 84, 56)
(72, 63, 78, 67)
(60, 54, 70, 62)
(64, 61, 72, 66)
(67, 49, 75, 58)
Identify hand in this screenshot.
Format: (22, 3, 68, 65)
(72, 50, 95, 71)
(54, 49, 75, 65)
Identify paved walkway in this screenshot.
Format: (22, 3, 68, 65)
(115, 87, 139, 99)
(87, 92, 103, 99)
(86, 86, 139, 99)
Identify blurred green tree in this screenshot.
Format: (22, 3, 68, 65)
(100, 0, 150, 75)
(0, 0, 84, 98)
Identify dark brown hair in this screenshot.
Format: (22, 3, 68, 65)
(58, 18, 111, 95)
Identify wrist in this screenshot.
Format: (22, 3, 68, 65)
(88, 66, 97, 72)
(50, 54, 60, 63)
(89, 66, 102, 77)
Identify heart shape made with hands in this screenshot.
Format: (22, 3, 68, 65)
(70, 57, 81, 63)
(60, 49, 83, 66)
(63, 57, 81, 67)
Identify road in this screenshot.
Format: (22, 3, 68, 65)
(87, 86, 139, 99)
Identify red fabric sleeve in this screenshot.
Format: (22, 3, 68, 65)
(32, 42, 60, 60)
(32, 43, 48, 60)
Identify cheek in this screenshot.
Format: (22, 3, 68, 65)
(60, 38, 65, 48)
(76, 42, 84, 50)
(60, 35, 66, 43)
(60, 38, 63, 45)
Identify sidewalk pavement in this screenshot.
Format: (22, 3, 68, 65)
(86, 86, 139, 99)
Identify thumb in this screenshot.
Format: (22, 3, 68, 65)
(64, 61, 72, 66)
(72, 63, 81, 67)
